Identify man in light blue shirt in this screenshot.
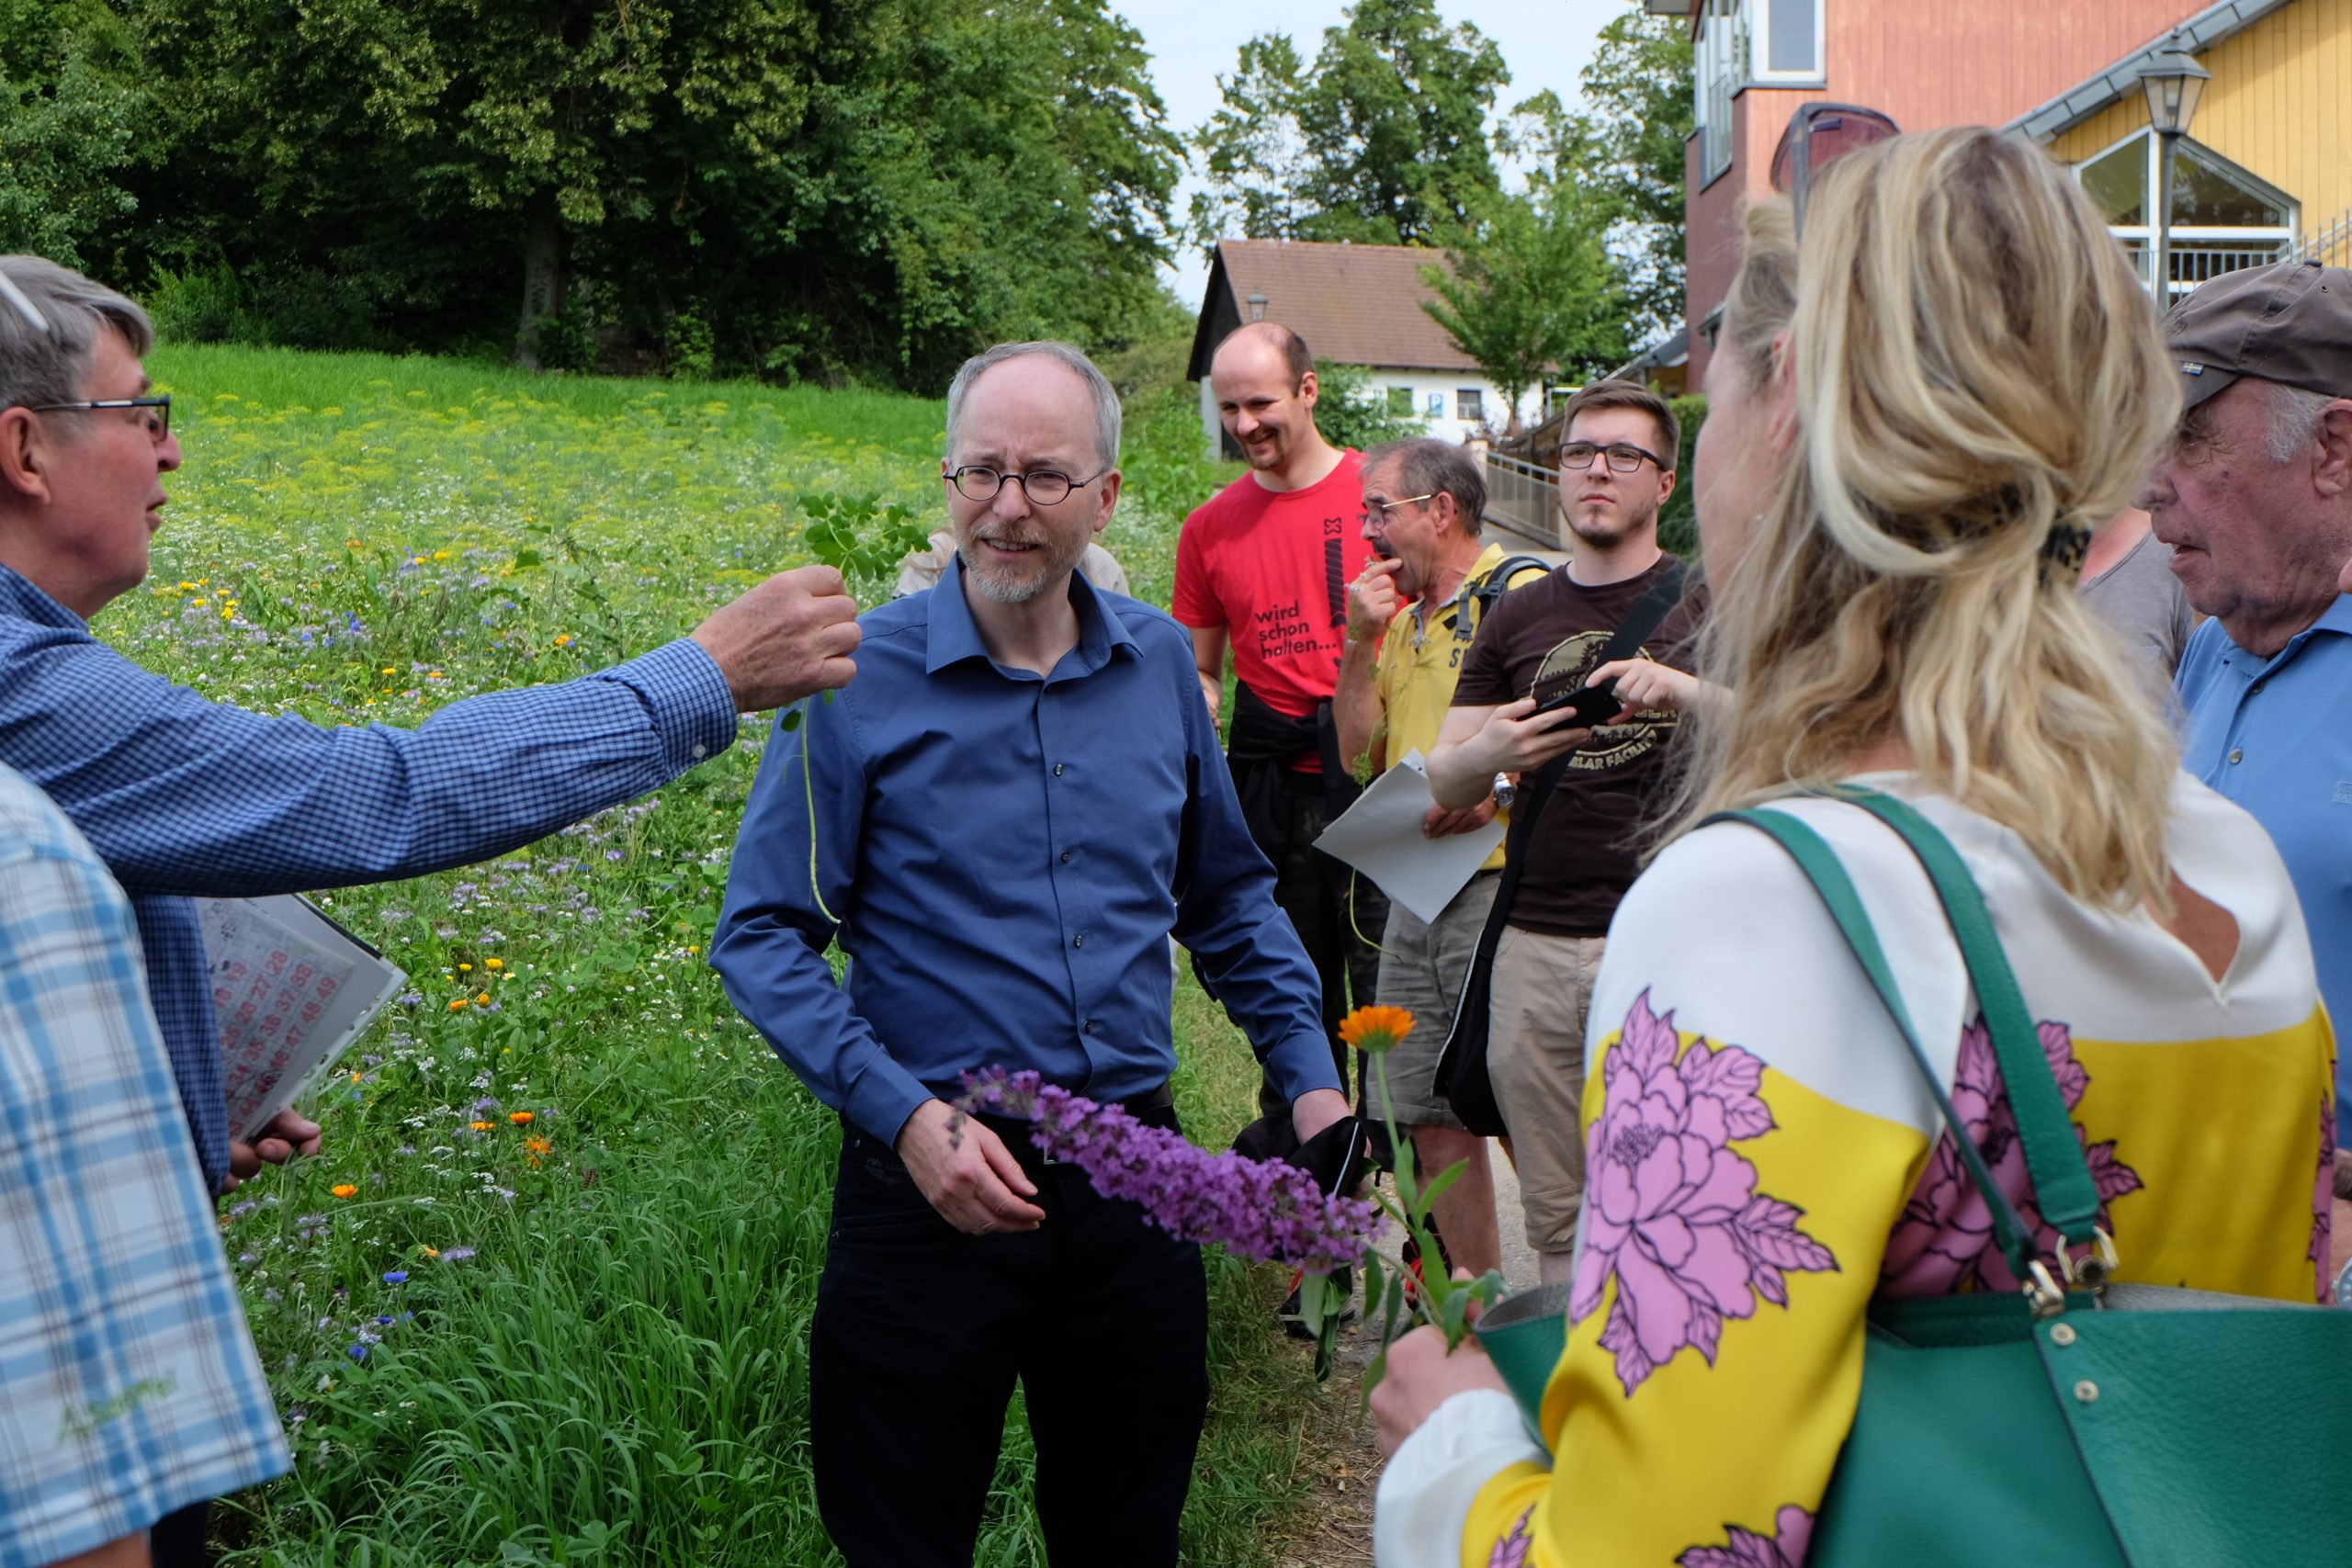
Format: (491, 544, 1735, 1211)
(0, 762, 288, 1568)
(712, 341, 1346, 1565)
(2153, 260, 2352, 1145)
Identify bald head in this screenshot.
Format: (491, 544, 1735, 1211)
(1212, 321, 1313, 391)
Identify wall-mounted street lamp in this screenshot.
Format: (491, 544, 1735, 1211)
(2138, 37, 2211, 306)
(1246, 290, 1267, 322)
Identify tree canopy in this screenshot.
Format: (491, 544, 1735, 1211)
(1189, 0, 1508, 248)
(17, 0, 1185, 390)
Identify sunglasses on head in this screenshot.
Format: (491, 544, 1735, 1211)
(1770, 103, 1901, 236)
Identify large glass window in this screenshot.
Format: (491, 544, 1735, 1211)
(2075, 130, 2296, 301)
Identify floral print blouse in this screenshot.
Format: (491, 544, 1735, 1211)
(1374, 776, 2335, 1566)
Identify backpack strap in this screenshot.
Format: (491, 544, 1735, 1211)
(1451, 554, 1551, 641)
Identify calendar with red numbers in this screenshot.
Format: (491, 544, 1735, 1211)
(199, 895, 408, 1141)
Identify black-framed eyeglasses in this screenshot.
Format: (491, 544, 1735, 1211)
(28, 395, 172, 439)
(1360, 491, 1435, 529)
(1557, 441, 1665, 476)
(1770, 102, 1901, 237)
(944, 464, 1105, 506)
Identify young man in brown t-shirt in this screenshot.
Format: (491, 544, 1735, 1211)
(1424, 382, 1704, 1285)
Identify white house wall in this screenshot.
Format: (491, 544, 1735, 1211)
(1195, 368, 1542, 457)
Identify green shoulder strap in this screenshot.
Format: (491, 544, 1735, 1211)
(1705, 807, 2040, 1282)
(1824, 786, 2105, 1252)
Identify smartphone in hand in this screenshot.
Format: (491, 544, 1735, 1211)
(1528, 679, 1623, 727)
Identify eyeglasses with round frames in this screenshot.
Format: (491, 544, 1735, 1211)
(1557, 441, 1664, 476)
(27, 395, 172, 440)
(944, 465, 1106, 506)
(1359, 491, 1436, 529)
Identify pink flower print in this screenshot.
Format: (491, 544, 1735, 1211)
(1574, 991, 1838, 1395)
(1679, 1505, 1815, 1568)
(1487, 1506, 1535, 1567)
(2312, 1095, 2335, 1298)
(1880, 1020, 2142, 1297)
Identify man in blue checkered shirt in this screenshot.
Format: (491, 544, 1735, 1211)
(0, 254, 864, 1203)
(0, 761, 291, 1568)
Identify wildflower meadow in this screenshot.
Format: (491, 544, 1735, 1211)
(133, 344, 1327, 1566)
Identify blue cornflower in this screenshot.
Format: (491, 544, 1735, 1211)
(381, 1269, 408, 1285)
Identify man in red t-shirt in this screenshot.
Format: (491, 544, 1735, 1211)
(1174, 322, 1384, 1123)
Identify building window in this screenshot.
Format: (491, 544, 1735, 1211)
(1695, 0, 1744, 184)
(2075, 130, 2295, 302)
(1425, 391, 1447, 418)
(1754, 0, 1823, 81)
(1386, 386, 1413, 418)
(1456, 388, 1485, 422)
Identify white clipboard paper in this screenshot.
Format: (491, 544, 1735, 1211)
(1310, 750, 1506, 925)
(200, 895, 408, 1141)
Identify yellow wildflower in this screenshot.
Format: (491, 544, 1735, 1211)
(485, 958, 503, 970)
(458, 963, 472, 972)
(469, 1120, 492, 1131)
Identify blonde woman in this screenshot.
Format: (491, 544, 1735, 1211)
(1370, 128, 2334, 1566)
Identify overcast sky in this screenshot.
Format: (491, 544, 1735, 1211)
(1118, 0, 1634, 307)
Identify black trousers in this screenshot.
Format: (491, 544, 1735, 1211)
(1259, 779, 1387, 1122)
(809, 1115, 1209, 1566)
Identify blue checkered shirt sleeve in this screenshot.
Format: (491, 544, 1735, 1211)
(0, 769, 289, 1566)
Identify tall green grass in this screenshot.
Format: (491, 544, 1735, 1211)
(118, 344, 1326, 1566)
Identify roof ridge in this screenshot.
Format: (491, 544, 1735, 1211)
(2006, 0, 2297, 144)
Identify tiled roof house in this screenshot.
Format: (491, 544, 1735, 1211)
(1186, 238, 1551, 456)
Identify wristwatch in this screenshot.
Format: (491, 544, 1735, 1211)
(1491, 773, 1516, 810)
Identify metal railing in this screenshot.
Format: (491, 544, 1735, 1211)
(1481, 450, 1563, 548)
(2290, 209, 2352, 269)
(2120, 236, 2287, 300)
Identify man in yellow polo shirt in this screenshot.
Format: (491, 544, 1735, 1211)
(1335, 437, 1546, 1279)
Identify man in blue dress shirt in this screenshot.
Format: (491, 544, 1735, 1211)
(711, 341, 1348, 1566)
(2153, 260, 2352, 1154)
(0, 254, 862, 1208)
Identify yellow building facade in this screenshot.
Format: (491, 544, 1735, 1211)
(2031, 0, 2352, 293)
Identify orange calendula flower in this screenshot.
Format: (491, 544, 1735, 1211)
(509, 1111, 534, 1125)
(469, 1120, 493, 1131)
(331, 1183, 358, 1199)
(524, 1135, 551, 1157)
(420, 1245, 440, 1258)
(1337, 1004, 1416, 1055)
(447, 998, 469, 1012)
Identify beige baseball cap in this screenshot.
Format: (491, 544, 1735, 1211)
(2165, 258, 2352, 410)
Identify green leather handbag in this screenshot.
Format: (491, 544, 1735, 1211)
(1717, 789, 2352, 1568)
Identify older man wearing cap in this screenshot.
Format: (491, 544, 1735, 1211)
(2148, 258, 2352, 1163)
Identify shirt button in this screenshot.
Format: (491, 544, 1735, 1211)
(1059, 849, 1072, 864)
(691, 744, 707, 758)
(1084, 1019, 1099, 1033)
(2229, 748, 2244, 764)
(2248, 682, 2265, 696)
(1053, 762, 1065, 776)
(1072, 933, 1085, 948)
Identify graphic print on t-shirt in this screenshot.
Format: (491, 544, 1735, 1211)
(1532, 629, 1680, 771)
(1170, 455, 1373, 722)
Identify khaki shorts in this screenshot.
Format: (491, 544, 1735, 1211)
(1487, 927, 1606, 1255)
(1367, 871, 1502, 1129)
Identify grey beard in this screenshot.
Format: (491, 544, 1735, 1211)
(958, 537, 1080, 604)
